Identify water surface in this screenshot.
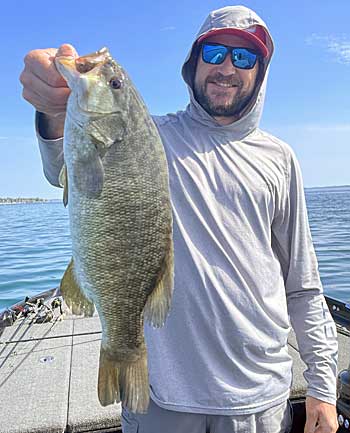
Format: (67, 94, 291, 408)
(0, 186, 349, 310)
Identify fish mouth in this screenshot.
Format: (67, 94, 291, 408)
(55, 47, 114, 76)
(75, 47, 112, 73)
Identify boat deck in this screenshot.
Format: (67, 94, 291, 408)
(0, 310, 349, 433)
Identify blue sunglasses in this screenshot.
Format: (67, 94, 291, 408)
(201, 43, 260, 70)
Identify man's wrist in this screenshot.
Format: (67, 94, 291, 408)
(37, 112, 65, 140)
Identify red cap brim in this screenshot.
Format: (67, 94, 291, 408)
(197, 27, 269, 58)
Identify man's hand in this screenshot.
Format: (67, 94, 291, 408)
(19, 43, 78, 138)
(304, 396, 338, 433)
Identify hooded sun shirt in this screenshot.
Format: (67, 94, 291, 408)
(37, 5, 338, 416)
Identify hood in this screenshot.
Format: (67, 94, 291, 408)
(181, 5, 274, 137)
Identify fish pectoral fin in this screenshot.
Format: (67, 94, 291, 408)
(59, 164, 68, 207)
(73, 156, 104, 198)
(143, 234, 174, 328)
(98, 348, 149, 413)
(60, 258, 95, 317)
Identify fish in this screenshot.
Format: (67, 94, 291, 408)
(55, 47, 174, 413)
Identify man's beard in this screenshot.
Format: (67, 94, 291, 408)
(194, 73, 255, 118)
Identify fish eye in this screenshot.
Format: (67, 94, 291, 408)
(109, 77, 122, 89)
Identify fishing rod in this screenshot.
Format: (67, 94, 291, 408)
(0, 294, 65, 375)
(0, 292, 99, 347)
(0, 292, 65, 351)
(0, 330, 102, 345)
(1, 288, 59, 327)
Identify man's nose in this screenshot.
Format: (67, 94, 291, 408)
(217, 53, 236, 74)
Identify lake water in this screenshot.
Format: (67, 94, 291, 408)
(0, 186, 349, 310)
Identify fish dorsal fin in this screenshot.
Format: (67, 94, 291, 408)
(59, 164, 68, 207)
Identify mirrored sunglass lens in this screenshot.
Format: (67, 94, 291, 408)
(232, 48, 257, 69)
(202, 45, 228, 64)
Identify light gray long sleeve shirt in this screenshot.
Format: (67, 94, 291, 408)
(36, 4, 338, 416)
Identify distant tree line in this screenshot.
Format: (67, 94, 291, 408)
(0, 197, 48, 204)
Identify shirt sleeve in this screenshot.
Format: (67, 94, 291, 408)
(271, 147, 338, 405)
(35, 111, 64, 187)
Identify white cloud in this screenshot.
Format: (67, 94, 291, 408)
(306, 33, 350, 65)
(160, 26, 176, 32)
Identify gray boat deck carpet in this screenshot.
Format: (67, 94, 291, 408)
(0, 314, 348, 433)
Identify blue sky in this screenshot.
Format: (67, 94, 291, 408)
(1, 0, 349, 198)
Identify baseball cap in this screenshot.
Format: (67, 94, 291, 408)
(196, 25, 269, 58)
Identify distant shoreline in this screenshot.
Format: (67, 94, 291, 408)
(305, 185, 350, 191)
(0, 198, 51, 205)
(0, 185, 349, 204)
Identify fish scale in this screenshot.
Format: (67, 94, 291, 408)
(56, 47, 174, 413)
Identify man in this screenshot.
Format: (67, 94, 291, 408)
(20, 5, 339, 433)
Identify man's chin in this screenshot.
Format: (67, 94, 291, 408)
(209, 109, 237, 117)
(205, 102, 239, 117)
(207, 90, 236, 104)
(205, 94, 253, 118)
(205, 94, 238, 113)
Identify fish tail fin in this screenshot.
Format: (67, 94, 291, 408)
(119, 352, 150, 413)
(143, 235, 174, 327)
(97, 348, 120, 406)
(98, 348, 149, 413)
(60, 258, 95, 316)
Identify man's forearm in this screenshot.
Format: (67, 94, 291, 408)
(38, 112, 65, 139)
(288, 291, 338, 405)
(35, 111, 65, 187)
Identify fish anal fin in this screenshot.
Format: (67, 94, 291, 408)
(60, 258, 95, 316)
(98, 348, 149, 413)
(143, 235, 174, 328)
